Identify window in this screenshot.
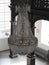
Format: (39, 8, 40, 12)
(41, 20, 49, 46)
(0, 0, 11, 38)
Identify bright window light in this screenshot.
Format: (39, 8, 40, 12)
(0, 0, 11, 37)
(41, 20, 49, 46)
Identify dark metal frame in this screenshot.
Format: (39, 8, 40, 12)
(31, 0, 49, 35)
(31, 0, 49, 62)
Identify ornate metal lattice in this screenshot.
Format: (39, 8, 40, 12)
(32, 0, 49, 9)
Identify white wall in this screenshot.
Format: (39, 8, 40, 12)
(0, 21, 11, 51)
(0, 38, 9, 51)
(0, 32, 9, 51)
